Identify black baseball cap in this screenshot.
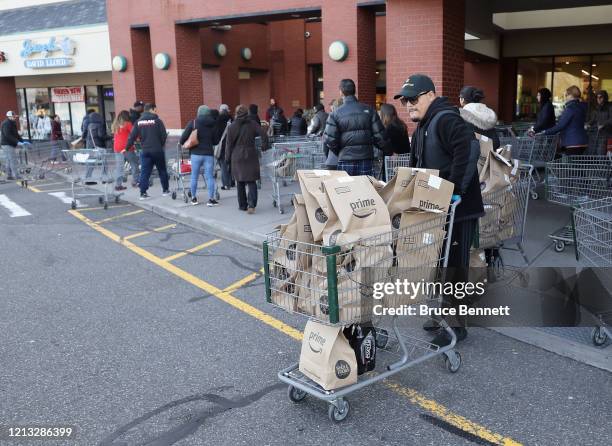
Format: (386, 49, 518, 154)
(394, 74, 436, 100)
(133, 100, 144, 108)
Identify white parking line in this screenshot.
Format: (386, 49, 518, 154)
(0, 194, 32, 217)
(48, 191, 82, 207)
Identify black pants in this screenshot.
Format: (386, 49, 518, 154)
(140, 151, 169, 194)
(443, 218, 477, 327)
(237, 181, 258, 209)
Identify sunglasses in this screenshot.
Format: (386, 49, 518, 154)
(400, 91, 429, 106)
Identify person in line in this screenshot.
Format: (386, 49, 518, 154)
(49, 114, 65, 161)
(265, 98, 282, 122)
(81, 109, 95, 137)
(288, 108, 307, 136)
(36, 112, 51, 140)
(532, 88, 556, 133)
(248, 104, 262, 127)
(129, 101, 144, 124)
(323, 98, 343, 170)
(307, 103, 328, 137)
(396, 74, 483, 346)
(458, 86, 500, 270)
(124, 103, 169, 200)
(180, 105, 221, 206)
(323, 78, 386, 176)
(225, 104, 268, 214)
(270, 108, 288, 136)
(587, 90, 612, 146)
(112, 110, 139, 191)
(378, 103, 410, 181)
(216, 104, 233, 190)
(541, 85, 587, 154)
(1, 111, 24, 180)
(85, 111, 107, 149)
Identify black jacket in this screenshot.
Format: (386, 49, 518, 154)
(271, 114, 288, 135)
(308, 110, 328, 136)
(125, 112, 167, 153)
(533, 100, 556, 133)
(247, 113, 261, 127)
(288, 115, 307, 136)
(459, 102, 500, 150)
(1, 119, 23, 147)
(323, 95, 386, 161)
(588, 101, 612, 136)
(410, 97, 483, 222)
(180, 114, 220, 156)
(215, 112, 232, 159)
(86, 112, 107, 148)
(129, 109, 141, 124)
(381, 120, 410, 156)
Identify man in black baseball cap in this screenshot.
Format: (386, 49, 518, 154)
(129, 100, 144, 124)
(396, 73, 483, 347)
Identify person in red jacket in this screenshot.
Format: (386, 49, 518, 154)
(112, 110, 140, 190)
(49, 115, 65, 161)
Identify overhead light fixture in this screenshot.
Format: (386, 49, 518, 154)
(581, 69, 589, 76)
(464, 32, 479, 40)
(211, 25, 232, 31)
(565, 61, 570, 65)
(592, 74, 600, 80)
(592, 63, 597, 67)
(291, 14, 301, 18)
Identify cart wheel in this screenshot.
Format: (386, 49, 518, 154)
(328, 400, 350, 423)
(444, 351, 461, 373)
(554, 241, 565, 253)
(375, 328, 389, 349)
(531, 191, 539, 200)
(115, 195, 120, 203)
(272, 200, 277, 208)
(38, 173, 45, 180)
(279, 206, 285, 214)
(103, 202, 108, 210)
(172, 191, 177, 200)
(22, 180, 27, 188)
(287, 386, 307, 403)
(187, 190, 192, 198)
(98, 196, 104, 204)
(592, 327, 608, 346)
(71, 201, 77, 210)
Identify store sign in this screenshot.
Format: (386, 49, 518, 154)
(51, 86, 84, 103)
(21, 37, 76, 69)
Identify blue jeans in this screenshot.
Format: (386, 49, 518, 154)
(114, 152, 125, 186)
(218, 158, 232, 188)
(1, 145, 18, 178)
(125, 150, 140, 183)
(190, 154, 215, 200)
(337, 159, 373, 176)
(140, 151, 169, 194)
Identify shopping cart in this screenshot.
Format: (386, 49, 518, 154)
(22, 140, 72, 183)
(586, 129, 610, 156)
(546, 154, 612, 252)
(475, 164, 534, 271)
(499, 134, 558, 199)
(0, 142, 34, 187)
(263, 140, 323, 214)
(166, 143, 219, 203)
(512, 121, 535, 137)
(263, 199, 462, 422)
(384, 154, 411, 181)
(62, 148, 122, 209)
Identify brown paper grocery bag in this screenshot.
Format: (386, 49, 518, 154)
(475, 133, 494, 176)
(293, 194, 314, 244)
(322, 175, 391, 246)
(380, 167, 440, 229)
(410, 171, 454, 214)
(270, 263, 298, 312)
(297, 170, 347, 242)
(299, 320, 358, 390)
(480, 150, 513, 193)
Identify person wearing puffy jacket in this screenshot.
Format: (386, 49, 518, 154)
(542, 85, 587, 154)
(459, 86, 500, 150)
(323, 79, 386, 176)
(288, 109, 307, 136)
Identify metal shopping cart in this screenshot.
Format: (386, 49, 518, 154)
(499, 134, 558, 199)
(166, 143, 219, 203)
(546, 154, 612, 252)
(21, 140, 72, 184)
(572, 197, 612, 347)
(62, 148, 122, 209)
(512, 121, 535, 137)
(263, 199, 462, 422)
(384, 154, 411, 182)
(475, 164, 534, 272)
(586, 129, 610, 156)
(263, 139, 323, 214)
(0, 142, 34, 187)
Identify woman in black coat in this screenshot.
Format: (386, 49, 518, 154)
(379, 103, 410, 181)
(533, 88, 556, 133)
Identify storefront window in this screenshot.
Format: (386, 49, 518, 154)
(516, 57, 552, 119)
(71, 102, 87, 137)
(552, 56, 591, 117)
(103, 86, 115, 132)
(25, 87, 52, 140)
(16, 89, 28, 138)
(590, 54, 612, 97)
(376, 62, 386, 110)
(86, 85, 100, 113)
(53, 103, 72, 136)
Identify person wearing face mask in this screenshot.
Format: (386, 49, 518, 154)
(395, 74, 483, 347)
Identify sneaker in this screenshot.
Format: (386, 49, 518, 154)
(139, 192, 150, 200)
(221, 186, 231, 191)
(162, 190, 170, 197)
(115, 185, 127, 191)
(191, 197, 199, 206)
(247, 207, 255, 214)
(207, 199, 219, 207)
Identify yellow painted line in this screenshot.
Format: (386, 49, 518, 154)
(383, 381, 522, 445)
(223, 271, 261, 293)
(68, 209, 302, 341)
(26, 185, 42, 193)
(163, 239, 221, 262)
(68, 209, 523, 446)
(34, 181, 67, 188)
(37, 187, 74, 193)
(94, 209, 144, 224)
(78, 204, 133, 212)
(123, 223, 177, 241)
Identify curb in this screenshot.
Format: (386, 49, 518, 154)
(491, 327, 612, 372)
